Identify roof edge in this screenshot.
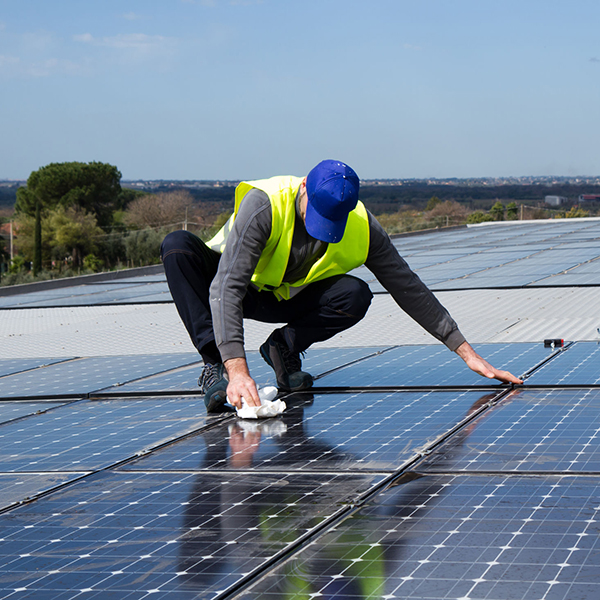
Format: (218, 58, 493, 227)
(0, 264, 165, 297)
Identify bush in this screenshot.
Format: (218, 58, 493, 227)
(467, 211, 495, 224)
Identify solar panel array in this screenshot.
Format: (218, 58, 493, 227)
(1, 339, 599, 599)
(1, 219, 600, 599)
(2, 220, 600, 309)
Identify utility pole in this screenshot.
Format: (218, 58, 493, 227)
(9, 221, 14, 260)
(520, 204, 524, 220)
(184, 207, 188, 231)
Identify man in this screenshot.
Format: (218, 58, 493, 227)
(161, 160, 522, 413)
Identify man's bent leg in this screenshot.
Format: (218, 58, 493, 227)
(161, 231, 229, 412)
(161, 230, 221, 363)
(284, 275, 373, 352)
(247, 275, 373, 389)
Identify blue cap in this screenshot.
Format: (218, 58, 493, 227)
(304, 160, 360, 243)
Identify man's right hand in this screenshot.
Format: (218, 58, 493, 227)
(224, 357, 261, 409)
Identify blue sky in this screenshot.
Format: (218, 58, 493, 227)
(1, 0, 599, 180)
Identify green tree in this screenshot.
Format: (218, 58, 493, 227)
(489, 201, 505, 221)
(506, 202, 518, 220)
(33, 201, 42, 275)
(425, 195, 442, 211)
(47, 206, 104, 267)
(466, 210, 494, 224)
(15, 161, 122, 228)
(124, 228, 165, 267)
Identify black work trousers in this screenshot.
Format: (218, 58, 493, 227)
(160, 230, 373, 362)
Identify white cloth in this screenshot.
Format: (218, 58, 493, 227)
(234, 386, 286, 419)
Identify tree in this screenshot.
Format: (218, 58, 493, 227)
(467, 210, 494, 224)
(425, 196, 442, 211)
(123, 190, 194, 229)
(506, 202, 518, 220)
(489, 201, 505, 221)
(15, 161, 122, 228)
(48, 206, 104, 267)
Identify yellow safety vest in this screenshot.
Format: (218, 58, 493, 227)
(207, 175, 370, 300)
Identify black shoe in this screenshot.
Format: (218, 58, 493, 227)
(259, 329, 313, 392)
(198, 363, 229, 413)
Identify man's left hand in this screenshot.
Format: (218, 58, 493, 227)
(456, 341, 523, 384)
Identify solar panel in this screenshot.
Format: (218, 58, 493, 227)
(526, 342, 600, 385)
(114, 347, 382, 394)
(418, 388, 600, 473)
(0, 354, 201, 397)
(0, 473, 86, 511)
(0, 357, 72, 377)
(317, 343, 548, 387)
(237, 473, 600, 600)
(0, 400, 67, 425)
(0, 396, 211, 472)
(121, 390, 502, 473)
(0, 470, 383, 598)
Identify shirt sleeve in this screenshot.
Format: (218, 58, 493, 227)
(210, 189, 272, 362)
(364, 212, 466, 351)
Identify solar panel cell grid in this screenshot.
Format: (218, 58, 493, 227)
(0, 397, 210, 472)
(0, 354, 200, 397)
(0, 470, 383, 599)
(317, 343, 549, 387)
(237, 474, 600, 600)
(418, 388, 600, 473)
(120, 390, 500, 473)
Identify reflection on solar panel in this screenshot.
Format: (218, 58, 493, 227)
(120, 390, 502, 473)
(0, 470, 383, 598)
(238, 474, 600, 600)
(419, 388, 600, 472)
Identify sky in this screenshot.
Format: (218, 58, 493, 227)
(0, 0, 599, 181)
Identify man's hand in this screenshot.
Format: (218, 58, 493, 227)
(224, 357, 262, 409)
(456, 341, 523, 384)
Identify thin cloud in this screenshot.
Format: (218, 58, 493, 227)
(122, 12, 146, 21)
(74, 32, 172, 51)
(0, 54, 88, 78)
(590, 57, 600, 63)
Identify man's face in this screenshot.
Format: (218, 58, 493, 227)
(299, 178, 308, 223)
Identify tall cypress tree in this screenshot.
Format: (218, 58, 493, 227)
(33, 200, 42, 275)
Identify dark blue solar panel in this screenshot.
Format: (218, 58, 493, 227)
(115, 347, 383, 394)
(317, 343, 547, 387)
(419, 388, 600, 473)
(526, 342, 600, 385)
(121, 390, 500, 472)
(0, 473, 85, 511)
(0, 357, 72, 377)
(238, 474, 600, 600)
(0, 470, 383, 599)
(0, 396, 211, 472)
(0, 353, 200, 397)
(0, 400, 67, 425)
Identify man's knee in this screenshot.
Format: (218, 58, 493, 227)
(160, 230, 201, 261)
(327, 275, 373, 321)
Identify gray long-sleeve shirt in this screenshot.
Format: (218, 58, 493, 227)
(210, 188, 466, 362)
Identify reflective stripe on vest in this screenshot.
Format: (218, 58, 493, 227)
(207, 175, 370, 300)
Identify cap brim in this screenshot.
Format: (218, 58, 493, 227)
(304, 201, 347, 243)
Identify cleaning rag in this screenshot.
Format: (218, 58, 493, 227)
(234, 386, 286, 419)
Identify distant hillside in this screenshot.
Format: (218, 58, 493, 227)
(359, 183, 600, 214)
(0, 184, 20, 208)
